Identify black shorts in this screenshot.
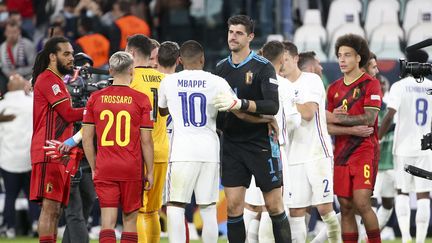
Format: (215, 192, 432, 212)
(221, 138, 283, 192)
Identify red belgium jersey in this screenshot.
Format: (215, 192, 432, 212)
(83, 85, 153, 181)
(31, 69, 76, 164)
(327, 73, 382, 165)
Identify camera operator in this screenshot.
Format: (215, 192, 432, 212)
(378, 50, 432, 243)
(60, 52, 97, 243)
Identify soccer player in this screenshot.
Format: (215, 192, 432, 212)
(157, 41, 180, 75)
(213, 15, 291, 242)
(159, 40, 233, 243)
(378, 50, 432, 243)
(29, 36, 84, 243)
(282, 41, 341, 243)
(125, 34, 168, 243)
(82, 51, 154, 243)
(326, 34, 382, 243)
(297, 51, 323, 78)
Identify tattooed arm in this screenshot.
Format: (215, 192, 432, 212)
(327, 107, 379, 126)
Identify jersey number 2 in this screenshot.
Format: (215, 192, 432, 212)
(100, 110, 131, 147)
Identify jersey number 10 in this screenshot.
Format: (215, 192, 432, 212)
(178, 92, 207, 127)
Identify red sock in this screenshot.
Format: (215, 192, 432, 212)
(121, 232, 138, 243)
(100, 229, 116, 243)
(185, 218, 190, 243)
(54, 234, 57, 242)
(39, 235, 55, 243)
(342, 232, 359, 243)
(367, 229, 381, 243)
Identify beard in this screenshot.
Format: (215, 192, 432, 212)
(57, 61, 74, 76)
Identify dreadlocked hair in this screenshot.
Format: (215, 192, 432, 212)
(32, 36, 69, 86)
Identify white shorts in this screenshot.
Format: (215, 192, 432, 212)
(245, 176, 265, 206)
(372, 169, 396, 198)
(166, 161, 219, 205)
(395, 155, 432, 193)
(284, 157, 334, 208)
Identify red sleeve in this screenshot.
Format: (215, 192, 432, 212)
(140, 94, 153, 129)
(364, 78, 382, 109)
(83, 95, 95, 125)
(54, 101, 84, 123)
(326, 83, 336, 112)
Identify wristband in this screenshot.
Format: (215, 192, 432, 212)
(240, 99, 250, 111)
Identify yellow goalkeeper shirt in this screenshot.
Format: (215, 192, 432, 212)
(130, 66, 168, 163)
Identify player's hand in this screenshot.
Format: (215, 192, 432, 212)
(333, 105, 348, 115)
(0, 109, 15, 122)
(43, 140, 67, 159)
(350, 125, 374, 137)
(213, 92, 241, 111)
(267, 117, 279, 142)
(58, 137, 78, 153)
(144, 172, 154, 191)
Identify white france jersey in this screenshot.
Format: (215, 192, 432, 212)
(158, 70, 232, 162)
(287, 72, 333, 164)
(386, 77, 432, 156)
(275, 74, 298, 145)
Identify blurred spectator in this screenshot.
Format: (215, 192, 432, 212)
(154, 0, 190, 41)
(6, 0, 35, 39)
(149, 38, 160, 68)
(0, 20, 36, 79)
(0, 74, 39, 238)
(109, 0, 151, 55)
(75, 17, 109, 68)
(36, 22, 66, 52)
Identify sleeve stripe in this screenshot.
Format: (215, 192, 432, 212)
(140, 128, 153, 131)
(52, 97, 69, 108)
(364, 106, 381, 111)
(82, 123, 95, 126)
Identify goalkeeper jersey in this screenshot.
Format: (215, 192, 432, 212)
(130, 67, 169, 163)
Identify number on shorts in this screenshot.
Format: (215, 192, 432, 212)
(364, 164, 370, 179)
(100, 109, 131, 147)
(415, 98, 428, 126)
(323, 179, 330, 193)
(267, 158, 275, 174)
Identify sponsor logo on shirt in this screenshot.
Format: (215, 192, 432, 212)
(52, 84, 61, 95)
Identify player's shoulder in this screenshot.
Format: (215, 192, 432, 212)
(216, 57, 229, 67)
(301, 72, 322, 83)
(251, 52, 270, 65)
(328, 77, 343, 90)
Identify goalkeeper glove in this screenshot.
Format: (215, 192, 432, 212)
(213, 92, 246, 111)
(43, 140, 67, 160)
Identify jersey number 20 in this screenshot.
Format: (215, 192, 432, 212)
(100, 110, 131, 147)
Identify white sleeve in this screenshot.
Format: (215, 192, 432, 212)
(386, 82, 401, 111)
(219, 77, 236, 96)
(301, 75, 323, 104)
(158, 78, 168, 108)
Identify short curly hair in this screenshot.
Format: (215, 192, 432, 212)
(335, 34, 370, 68)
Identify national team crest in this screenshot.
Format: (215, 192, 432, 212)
(352, 87, 361, 99)
(245, 71, 253, 85)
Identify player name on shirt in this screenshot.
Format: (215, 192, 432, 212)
(100, 95, 133, 104)
(177, 79, 207, 88)
(405, 86, 429, 93)
(141, 74, 162, 82)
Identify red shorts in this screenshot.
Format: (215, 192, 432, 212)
(334, 154, 378, 198)
(94, 179, 143, 213)
(30, 163, 71, 206)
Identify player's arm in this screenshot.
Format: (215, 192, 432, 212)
(140, 129, 154, 190)
(159, 107, 169, 116)
(157, 79, 169, 117)
(296, 102, 318, 121)
(378, 108, 396, 140)
(327, 107, 379, 126)
(82, 124, 96, 175)
(327, 122, 374, 137)
(53, 100, 84, 123)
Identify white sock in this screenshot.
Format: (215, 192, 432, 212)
(200, 205, 218, 243)
(258, 212, 274, 243)
(311, 212, 341, 243)
(247, 219, 260, 243)
(377, 206, 393, 230)
(289, 216, 307, 243)
(395, 194, 412, 243)
(322, 211, 341, 243)
(416, 198, 430, 243)
(243, 208, 258, 234)
(167, 206, 186, 243)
